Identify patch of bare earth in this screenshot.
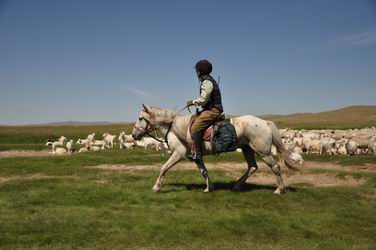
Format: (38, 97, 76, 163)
(0, 150, 50, 158)
(0, 174, 79, 183)
(87, 161, 373, 188)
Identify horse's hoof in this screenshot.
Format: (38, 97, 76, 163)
(152, 187, 160, 193)
(204, 184, 214, 193)
(274, 188, 285, 195)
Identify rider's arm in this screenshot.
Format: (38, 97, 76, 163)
(193, 80, 213, 106)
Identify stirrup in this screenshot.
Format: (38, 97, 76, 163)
(187, 152, 197, 161)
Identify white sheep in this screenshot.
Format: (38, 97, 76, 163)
(91, 140, 106, 149)
(121, 142, 134, 149)
(66, 139, 74, 154)
(87, 133, 96, 145)
(103, 133, 116, 148)
(46, 139, 66, 153)
(77, 138, 90, 147)
(78, 147, 89, 153)
(89, 145, 101, 151)
(49, 147, 67, 155)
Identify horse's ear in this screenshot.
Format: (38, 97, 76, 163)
(142, 104, 151, 114)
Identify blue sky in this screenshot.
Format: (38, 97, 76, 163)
(0, 0, 375, 125)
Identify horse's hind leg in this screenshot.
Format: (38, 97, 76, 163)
(233, 145, 258, 191)
(195, 160, 214, 192)
(261, 155, 285, 194)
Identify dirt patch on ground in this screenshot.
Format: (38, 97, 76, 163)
(87, 161, 371, 188)
(224, 172, 366, 187)
(0, 174, 79, 183)
(0, 150, 51, 158)
(88, 161, 376, 173)
(300, 161, 376, 173)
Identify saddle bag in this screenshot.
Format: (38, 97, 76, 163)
(212, 120, 238, 154)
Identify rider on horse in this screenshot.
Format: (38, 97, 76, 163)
(186, 59, 224, 161)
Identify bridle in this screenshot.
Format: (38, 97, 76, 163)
(134, 116, 173, 146)
(134, 105, 191, 148)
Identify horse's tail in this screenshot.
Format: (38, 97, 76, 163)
(267, 121, 300, 171)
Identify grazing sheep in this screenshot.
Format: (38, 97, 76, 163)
(77, 138, 90, 147)
(118, 132, 135, 149)
(87, 133, 95, 144)
(49, 147, 67, 155)
(46, 139, 66, 153)
(142, 137, 162, 150)
(121, 142, 134, 149)
(78, 147, 89, 153)
(320, 138, 336, 155)
(58, 136, 67, 143)
(89, 145, 101, 151)
(103, 133, 116, 148)
(91, 140, 106, 149)
(135, 140, 146, 148)
(66, 139, 74, 154)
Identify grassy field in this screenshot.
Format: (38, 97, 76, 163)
(0, 115, 376, 249)
(0, 149, 376, 249)
(0, 123, 134, 151)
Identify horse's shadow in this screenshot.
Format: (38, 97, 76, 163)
(163, 181, 297, 193)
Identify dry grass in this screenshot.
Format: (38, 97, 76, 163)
(259, 105, 376, 129)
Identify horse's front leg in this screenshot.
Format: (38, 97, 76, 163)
(195, 160, 214, 192)
(153, 151, 184, 192)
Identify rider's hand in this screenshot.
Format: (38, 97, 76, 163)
(186, 100, 194, 107)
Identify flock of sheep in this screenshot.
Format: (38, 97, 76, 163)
(278, 127, 376, 156)
(46, 127, 376, 158)
(46, 132, 169, 155)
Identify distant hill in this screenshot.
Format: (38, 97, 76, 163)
(1, 105, 375, 129)
(258, 105, 376, 129)
(26, 121, 115, 126)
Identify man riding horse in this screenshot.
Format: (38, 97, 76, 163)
(186, 59, 224, 162)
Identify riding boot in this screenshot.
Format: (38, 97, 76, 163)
(192, 131, 204, 161)
(187, 131, 204, 161)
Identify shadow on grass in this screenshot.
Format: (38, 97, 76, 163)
(164, 181, 298, 193)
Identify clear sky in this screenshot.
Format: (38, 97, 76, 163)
(0, 0, 375, 125)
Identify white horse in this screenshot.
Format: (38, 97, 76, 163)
(132, 105, 301, 194)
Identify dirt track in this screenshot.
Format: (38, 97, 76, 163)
(1, 150, 374, 188)
(88, 161, 374, 188)
(0, 150, 50, 158)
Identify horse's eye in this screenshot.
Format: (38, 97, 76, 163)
(138, 118, 143, 121)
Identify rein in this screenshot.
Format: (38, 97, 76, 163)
(136, 104, 192, 149)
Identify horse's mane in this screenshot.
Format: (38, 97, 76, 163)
(149, 107, 175, 123)
(150, 106, 190, 124)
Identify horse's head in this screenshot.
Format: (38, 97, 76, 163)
(132, 104, 158, 141)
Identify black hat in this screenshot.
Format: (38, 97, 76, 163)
(195, 59, 212, 75)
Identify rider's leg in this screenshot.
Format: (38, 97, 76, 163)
(189, 108, 222, 160)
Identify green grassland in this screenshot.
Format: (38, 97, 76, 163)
(0, 123, 134, 151)
(0, 150, 375, 249)
(1, 109, 376, 249)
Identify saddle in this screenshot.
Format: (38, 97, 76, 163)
(189, 114, 225, 141)
(189, 114, 238, 154)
